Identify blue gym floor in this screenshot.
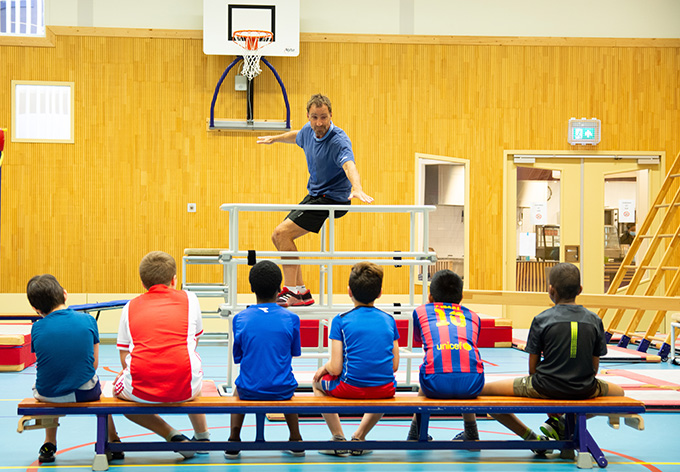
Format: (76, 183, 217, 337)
(3, 344, 679, 471)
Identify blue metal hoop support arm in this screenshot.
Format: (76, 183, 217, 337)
(209, 57, 243, 129)
(261, 57, 291, 129)
(209, 57, 291, 130)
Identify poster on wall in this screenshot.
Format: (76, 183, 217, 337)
(531, 202, 547, 225)
(519, 232, 536, 258)
(619, 200, 635, 223)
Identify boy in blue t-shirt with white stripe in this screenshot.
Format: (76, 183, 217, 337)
(225, 261, 303, 459)
(312, 262, 400, 456)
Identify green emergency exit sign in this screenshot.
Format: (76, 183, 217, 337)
(568, 118, 601, 145)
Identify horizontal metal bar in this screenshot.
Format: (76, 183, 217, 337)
(103, 438, 579, 452)
(218, 304, 422, 317)
(209, 120, 290, 131)
(220, 250, 434, 259)
(219, 258, 432, 266)
(220, 203, 436, 213)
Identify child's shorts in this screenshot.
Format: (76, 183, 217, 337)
(419, 372, 484, 399)
(113, 372, 202, 403)
(234, 385, 294, 401)
(513, 375, 610, 398)
(33, 375, 102, 403)
(320, 374, 395, 399)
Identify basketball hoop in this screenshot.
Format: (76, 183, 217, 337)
(232, 30, 273, 81)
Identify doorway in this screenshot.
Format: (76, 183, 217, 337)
(416, 153, 469, 285)
(503, 151, 663, 326)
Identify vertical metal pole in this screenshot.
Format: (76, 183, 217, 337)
(226, 314, 234, 388)
(246, 78, 254, 124)
(319, 223, 326, 306)
(422, 209, 430, 304)
(328, 209, 335, 307)
(409, 211, 415, 306)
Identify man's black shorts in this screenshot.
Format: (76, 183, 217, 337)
(286, 195, 351, 233)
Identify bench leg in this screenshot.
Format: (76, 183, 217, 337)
(92, 454, 109, 471)
(415, 413, 431, 441)
(576, 414, 607, 468)
(92, 414, 109, 471)
(255, 413, 266, 442)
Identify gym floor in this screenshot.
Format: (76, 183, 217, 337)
(3, 343, 679, 471)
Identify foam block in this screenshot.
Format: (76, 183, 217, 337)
(0, 325, 35, 372)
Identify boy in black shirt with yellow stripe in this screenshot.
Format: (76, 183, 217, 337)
(482, 263, 624, 454)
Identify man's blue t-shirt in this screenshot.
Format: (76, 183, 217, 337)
(232, 303, 301, 400)
(296, 122, 355, 201)
(329, 306, 399, 388)
(31, 308, 99, 397)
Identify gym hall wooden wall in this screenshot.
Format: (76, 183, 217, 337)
(1, 31, 679, 295)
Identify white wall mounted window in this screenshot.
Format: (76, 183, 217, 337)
(0, 0, 45, 36)
(12, 81, 74, 143)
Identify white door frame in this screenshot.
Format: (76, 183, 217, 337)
(415, 153, 470, 285)
(503, 150, 664, 293)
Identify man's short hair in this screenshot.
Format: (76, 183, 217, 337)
(27, 274, 65, 315)
(429, 269, 463, 304)
(306, 93, 332, 114)
(139, 251, 176, 289)
(549, 262, 581, 300)
(249, 261, 282, 300)
(349, 262, 383, 304)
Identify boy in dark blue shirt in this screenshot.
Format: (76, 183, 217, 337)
(225, 261, 303, 458)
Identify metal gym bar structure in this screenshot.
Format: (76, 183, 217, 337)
(182, 203, 437, 388)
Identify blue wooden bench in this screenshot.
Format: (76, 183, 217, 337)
(17, 394, 644, 471)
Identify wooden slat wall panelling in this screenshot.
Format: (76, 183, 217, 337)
(1, 34, 679, 294)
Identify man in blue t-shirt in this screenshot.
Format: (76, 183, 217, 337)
(27, 274, 120, 463)
(312, 262, 399, 456)
(225, 261, 304, 459)
(257, 94, 374, 308)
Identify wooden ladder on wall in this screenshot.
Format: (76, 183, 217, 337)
(599, 150, 680, 360)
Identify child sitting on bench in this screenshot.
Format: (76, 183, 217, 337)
(312, 262, 400, 456)
(406, 269, 484, 442)
(481, 262, 624, 454)
(27, 274, 120, 463)
(114, 251, 209, 458)
(225, 261, 303, 459)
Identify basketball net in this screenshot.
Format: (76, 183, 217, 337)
(232, 30, 273, 81)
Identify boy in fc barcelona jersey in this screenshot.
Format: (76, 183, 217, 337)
(407, 269, 484, 442)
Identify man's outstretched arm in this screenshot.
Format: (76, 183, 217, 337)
(257, 130, 299, 144)
(342, 160, 374, 203)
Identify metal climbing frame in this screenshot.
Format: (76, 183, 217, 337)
(212, 203, 437, 388)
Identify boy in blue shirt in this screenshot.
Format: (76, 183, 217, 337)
(27, 274, 120, 463)
(312, 262, 400, 456)
(225, 261, 303, 458)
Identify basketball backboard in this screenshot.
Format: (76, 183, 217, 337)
(203, 0, 300, 57)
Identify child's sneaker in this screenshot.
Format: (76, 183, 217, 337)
(191, 435, 210, 454)
(452, 430, 480, 451)
(349, 437, 373, 456)
(170, 434, 196, 459)
(540, 415, 566, 440)
(531, 435, 554, 456)
(319, 435, 349, 456)
(38, 442, 56, 463)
